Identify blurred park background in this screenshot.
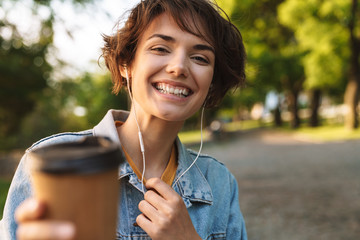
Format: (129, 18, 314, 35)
(1, 0, 360, 239)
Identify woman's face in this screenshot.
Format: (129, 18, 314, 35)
(126, 13, 215, 122)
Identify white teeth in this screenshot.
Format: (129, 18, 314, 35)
(154, 83, 190, 97)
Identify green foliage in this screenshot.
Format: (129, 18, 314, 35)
(13, 72, 129, 149)
(72, 73, 129, 127)
(217, 0, 237, 18)
(0, 0, 97, 150)
(0, 13, 53, 140)
(232, 86, 266, 110)
(278, 0, 349, 92)
(0, 179, 11, 219)
(1, 0, 358, 150)
(226, 0, 305, 111)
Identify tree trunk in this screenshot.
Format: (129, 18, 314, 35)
(288, 90, 300, 128)
(344, 0, 360, 129)
(344, 79, 359, 129)
(309, 89, 321, 127)
(274, 104, 282, 127)
(274, 94, 282, 127)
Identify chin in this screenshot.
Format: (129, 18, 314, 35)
(159, 113, 188, 122)
(155, 110, 194, 122)
(150, 103, 198, 120)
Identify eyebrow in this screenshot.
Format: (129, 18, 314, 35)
(148, 33, 215, 54)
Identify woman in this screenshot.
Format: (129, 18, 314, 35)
(0, 0, 247, 239)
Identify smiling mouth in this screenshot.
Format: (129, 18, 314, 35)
(153, 83, 192, 98)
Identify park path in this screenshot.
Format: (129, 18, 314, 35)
(198, 129, 360, 240)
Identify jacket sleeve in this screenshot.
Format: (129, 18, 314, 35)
(226, 174, 247, 240)
(0, 153, 33, 240)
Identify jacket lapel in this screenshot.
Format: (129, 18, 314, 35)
(173, 138, 213, 208)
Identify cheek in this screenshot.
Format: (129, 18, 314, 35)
(198, 68, 214, 93)
(132, 57, 164, 84)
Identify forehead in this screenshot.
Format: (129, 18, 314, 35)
(140, 12, 212, 46)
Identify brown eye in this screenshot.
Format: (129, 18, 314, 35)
(192, 56, 209, 64)
(150, 47, 169, 54)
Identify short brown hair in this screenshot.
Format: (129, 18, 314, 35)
(102, 0, 246, 108)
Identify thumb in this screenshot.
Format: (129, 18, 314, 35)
(15, 198, 47, 223)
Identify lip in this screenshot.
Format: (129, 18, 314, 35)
(152, 80, 193, 95)
(151, 80, 193, 92)
(151, 80, 194, 101)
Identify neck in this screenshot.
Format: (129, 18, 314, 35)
(117, 108, 184, 179)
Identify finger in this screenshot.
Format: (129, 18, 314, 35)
(136, 214, 154, 236)
(138, 199, 159, 221)
(146, 178, 177, 201)
(15, 198, 46, 223)
(17, 221, 75, 240)
(143, 189, 167, 210)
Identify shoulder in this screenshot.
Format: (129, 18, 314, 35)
(187, 148, 235, 183)
(187, 148, 226, 169)
(27, 129, 93, 152)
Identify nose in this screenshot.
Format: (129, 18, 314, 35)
(165, 50, 189, 78)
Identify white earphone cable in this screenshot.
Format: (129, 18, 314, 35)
(172, 105, 205, 188)
(125, 67, 206, 192)
(125, 68, 146, 194)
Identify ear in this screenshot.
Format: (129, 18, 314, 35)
(119, 65, 131, 79)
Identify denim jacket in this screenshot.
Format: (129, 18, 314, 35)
(0, 109, 247, 240)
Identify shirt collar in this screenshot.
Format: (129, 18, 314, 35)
(93, 109, 128, 144)
(92, 109, 213, 207)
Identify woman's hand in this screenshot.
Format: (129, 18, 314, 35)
(136, 178, 202, 240)
(15, 198, 75, 240)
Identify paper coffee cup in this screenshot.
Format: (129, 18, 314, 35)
(29, 136, 123, 240)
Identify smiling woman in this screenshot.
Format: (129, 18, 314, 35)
(102, 0, 245, 108)
(1, 0, 247, 239)
(121, 13, 215, 122)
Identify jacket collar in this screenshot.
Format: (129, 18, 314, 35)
(172, 137, 213, 207)
(92, 109, 213, 207)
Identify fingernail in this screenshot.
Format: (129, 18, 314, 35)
(28, 199, 40, 212)
(56, 224, 75, 239)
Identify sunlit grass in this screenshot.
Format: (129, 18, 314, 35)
(178, 130, 211, 144)
(179, 119, 360, 144)
(291, 125, 360, 142)
(0, 179, 11, 219)
(179, 120, 268, 144)
(224, 120, 271, 132)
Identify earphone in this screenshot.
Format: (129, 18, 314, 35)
(124, 67, 205, 193)
(125, 67, 146, 194)
(171, 104, 205, 188)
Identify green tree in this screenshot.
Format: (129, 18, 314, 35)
(72, 72, 129, 128)
(0, 12, 53, 141)
(221, 0, 305, 128)
(0, 0, 96, 150)
(16, 72, 128, 149)
(278, 0, 357, 129)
